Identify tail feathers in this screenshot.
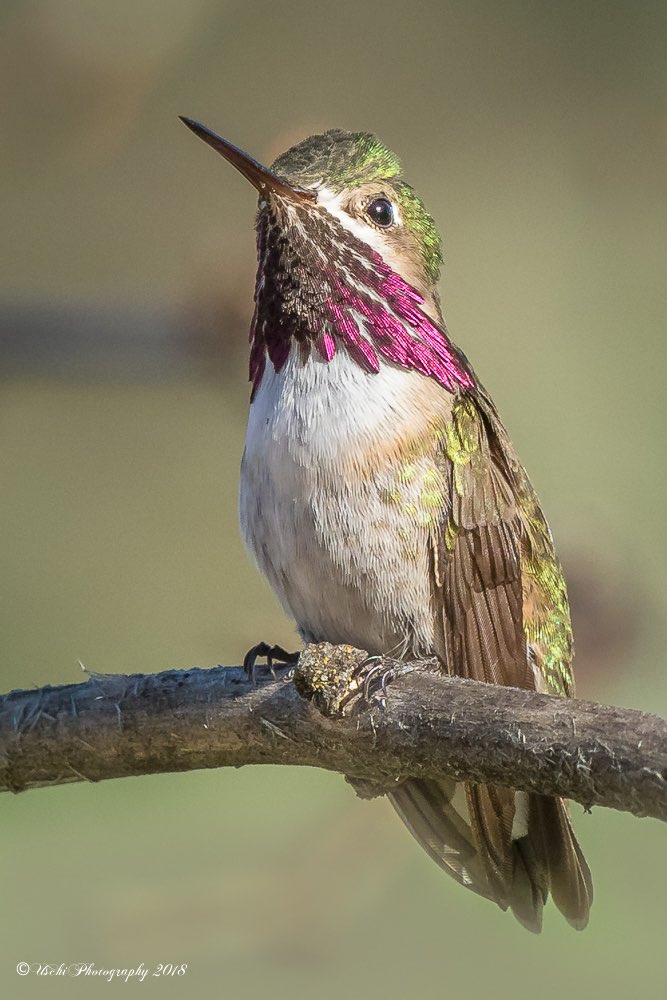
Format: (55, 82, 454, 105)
(388, 777, 496, 901)
(465, 782, 515, 901)
(509, 800, 550, 932)
(530, 795, 594, 930)
(388, 778, 592, 931)
(510, 838, 547, 932)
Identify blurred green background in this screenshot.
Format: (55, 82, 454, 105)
(2, 1, 666, 997)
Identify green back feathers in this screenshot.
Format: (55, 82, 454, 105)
(519, 485, 574, 696)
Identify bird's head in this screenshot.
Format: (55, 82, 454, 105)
(181, 118, 472, 396)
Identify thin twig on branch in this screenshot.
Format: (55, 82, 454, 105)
(1, 643, 665, 821)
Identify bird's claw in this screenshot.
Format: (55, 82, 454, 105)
(341, 655, 399, 711)
(294, 644, 417, 718)
(243, 642, 300, 683)
(359, 657, 387, 702)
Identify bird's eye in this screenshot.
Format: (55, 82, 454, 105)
(366, 197, 395, 228)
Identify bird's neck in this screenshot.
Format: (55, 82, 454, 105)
(246, 343, 454, 473)
(248, 208, 474, 400)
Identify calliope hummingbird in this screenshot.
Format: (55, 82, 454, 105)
(181, 117, 593, 932)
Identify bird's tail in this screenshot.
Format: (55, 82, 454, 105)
(388, 777, 592, 932)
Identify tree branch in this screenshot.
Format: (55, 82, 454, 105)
(1, 643, 665, 821)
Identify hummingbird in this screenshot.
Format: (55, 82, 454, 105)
(180, 116, 593, 932)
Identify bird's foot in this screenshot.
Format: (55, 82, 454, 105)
(243, 642, 300, 684)
(357, 656, 395, 704)
(294, 643, 413, 717)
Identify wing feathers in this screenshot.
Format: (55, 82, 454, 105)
(402, 392, 592, 930)
(436, 396, 531, 690)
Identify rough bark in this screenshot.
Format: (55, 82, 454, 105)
(1, 643, 665, 821)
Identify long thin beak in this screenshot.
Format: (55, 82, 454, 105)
(179, 117, 315, 202)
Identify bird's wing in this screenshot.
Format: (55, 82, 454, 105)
(429, 392, 533, 900)
(391, 388, 587, 929)
(430, 391, 532, 689)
